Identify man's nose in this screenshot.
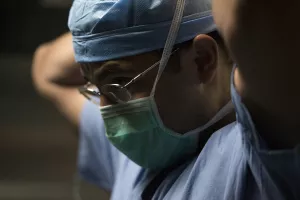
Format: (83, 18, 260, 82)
(100, 92, 150, 107)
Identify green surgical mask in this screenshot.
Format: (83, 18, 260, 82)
(101, 96, 196, 169)
(100, 96, 233, 169)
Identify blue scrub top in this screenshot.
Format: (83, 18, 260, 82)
(78, 71, 300, 200)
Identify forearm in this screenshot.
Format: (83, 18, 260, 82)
(32, 32, 87, 125)
(32, 32, 85, 92)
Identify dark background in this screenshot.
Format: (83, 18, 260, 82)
(0, 1, 109, 199)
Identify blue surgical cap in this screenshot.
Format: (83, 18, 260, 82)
(68, 0, 216, 63)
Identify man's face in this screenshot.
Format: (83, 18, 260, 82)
(81, 47, 219, 134)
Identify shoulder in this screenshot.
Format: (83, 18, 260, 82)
(79, 100, 104, 136)
(153, 122, 248, 200)
(78, 100, 123, 190)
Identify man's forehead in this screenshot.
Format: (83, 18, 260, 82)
(87, 51, 159, 69)
(213, 0, 295, 26)
(213, 0, 300, 44)
(80, 51, 161, 78)
(214, 0, 300, 73)
(80, 60, 131, 78)
(225, 0, 299, 22)
(233, 0, 300, 41)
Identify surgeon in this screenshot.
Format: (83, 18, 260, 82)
(32, 0, 236, 199)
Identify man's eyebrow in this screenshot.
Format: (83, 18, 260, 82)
(95, 60, 134, 74)
(92, 60, 135, 83)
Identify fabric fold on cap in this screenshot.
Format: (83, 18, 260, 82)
(68, 0, 215, 63)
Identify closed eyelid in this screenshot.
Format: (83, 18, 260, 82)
(93, 61, 136, 85)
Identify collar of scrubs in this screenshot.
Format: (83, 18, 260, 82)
(231, 67, 300, 200)
(231, 67, 300, 152)
(230, 67, 268, 150)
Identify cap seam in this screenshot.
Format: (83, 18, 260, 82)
(72, 11, 212, 40)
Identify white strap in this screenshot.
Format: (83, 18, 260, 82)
(185, 101, 235, 136)
(151, 0, 186, 96)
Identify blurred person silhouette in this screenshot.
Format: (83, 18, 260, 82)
(210, 0, 300, 199)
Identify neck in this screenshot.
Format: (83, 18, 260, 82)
(234, 68, 300, 149)
(197, 109, 236, 150)
(196, 63, 235, 150)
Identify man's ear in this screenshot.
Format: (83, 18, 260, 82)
(193, 34, 218, 84)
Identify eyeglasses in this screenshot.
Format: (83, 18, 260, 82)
(78, 48, 179, 104)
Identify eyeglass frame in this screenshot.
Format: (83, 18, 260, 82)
(78, 48, 179, 104)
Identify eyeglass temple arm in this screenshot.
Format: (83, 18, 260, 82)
(122, 48, 179, 88)
(123, 61, 159, 88)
